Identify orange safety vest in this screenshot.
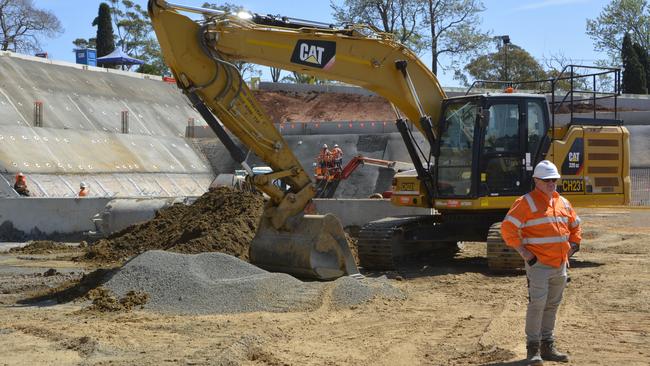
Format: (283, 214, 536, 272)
(78, 189, 88, 197)
(501, 188, 581, 268)
(318, 149, 332, 162)
(331, 147, 343, 159)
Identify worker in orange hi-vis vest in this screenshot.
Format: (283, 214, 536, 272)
(501, 160, 581, 365)
(13, 172, 31, 196)
(316, 144, 332, 170)
(331, 144, 343, 169)
(78, 182, 89, 197)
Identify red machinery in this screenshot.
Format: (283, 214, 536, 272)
(314, 155, 398, 198)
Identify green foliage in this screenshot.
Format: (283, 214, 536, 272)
(202, 2, 260, 80)
(72, 38, 96, 50)
(331, 0, 490, 74)
(422, 0, 491, 75)
(457, 42, 546, 87)
(586, 0, 650, 62)
(331, 0, 427, 54)
(280, 72, 332, 84)
(622, 33, 647, 93)
(633, 42, 650, 90)
(93, 3, 115, 58)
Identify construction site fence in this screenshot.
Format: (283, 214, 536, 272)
(631, 168, 650, 206)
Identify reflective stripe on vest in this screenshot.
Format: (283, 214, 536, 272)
(504, 215, 523, 228)
(524, 193, 538, 213)
(560, 196, 571, 211)
(522, 216, 569, 228)
(570, 216, 581, 228)
(522, 235, 569, 245)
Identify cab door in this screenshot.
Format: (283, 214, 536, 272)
(479, 99, 527, 196)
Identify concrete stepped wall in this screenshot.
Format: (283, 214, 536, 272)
(0, 52, 213, 198)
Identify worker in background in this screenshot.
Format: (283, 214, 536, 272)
(78, 182, 89, 197)
(501, 160, 580, 365)
(13, 172, 30, 197)
(317, 144, 331, 170)
(331, 144, 343, 169)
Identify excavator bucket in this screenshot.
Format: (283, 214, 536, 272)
(250, 214, 361, 280)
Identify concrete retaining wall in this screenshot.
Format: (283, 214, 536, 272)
(0, 196, 432, 238)
(0, 52, 214, 198)
(0, 197, 111, 236)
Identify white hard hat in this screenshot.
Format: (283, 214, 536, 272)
(334, 144, 339, 148)
(80, 182, 87, 188)
(322, 144, 328, 148)
(533, 160, 560, 180)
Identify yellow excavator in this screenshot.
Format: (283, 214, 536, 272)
(148, 1, 630, 277)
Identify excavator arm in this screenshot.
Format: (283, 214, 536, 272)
(148, 0, 445, 279)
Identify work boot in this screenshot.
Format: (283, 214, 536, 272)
(541, 340, 569, 362)
(526, 341, 544, 365)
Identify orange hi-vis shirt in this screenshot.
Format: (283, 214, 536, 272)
(331, 147, 343, 159)
(501, 188, 582, 268)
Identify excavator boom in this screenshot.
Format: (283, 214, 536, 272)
(148, 0, 362, 279)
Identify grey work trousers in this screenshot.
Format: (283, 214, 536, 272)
(525, 260, 568, 343)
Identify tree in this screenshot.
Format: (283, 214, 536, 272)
(93, 2, 115, 58)
(108, 0, 167, 75)
(331, 0, 428, 54)
(0, 0, 63, 52)
(72, 38, 96, 50)
(457, 41, 546, 87)
(622, 33, 647, 93)
(201, 2, 260, 80)
(270, 67, 282, 82)
(633, 42, 650, 92)
(586, 0, 650, 62)
(422, 0, 491, 74)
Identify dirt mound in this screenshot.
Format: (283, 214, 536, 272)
(9, 240, 78, 254)
(84, 287, 148, 313)
(254, 90, 393, 123)
(83, 187, 264, 265)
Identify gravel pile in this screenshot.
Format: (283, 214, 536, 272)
(329, 276, 406, 309)
(104, 250, 405, 314)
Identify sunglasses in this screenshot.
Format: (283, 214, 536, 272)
(539, 178, 558, 183)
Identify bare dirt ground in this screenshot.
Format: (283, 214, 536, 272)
(1, 207, 649, 366)
(253, 90, 394, 123)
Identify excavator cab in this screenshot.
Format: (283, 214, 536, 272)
(434, 94, 550, 202)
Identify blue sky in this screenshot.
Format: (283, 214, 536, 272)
(31, 0, 612, 87)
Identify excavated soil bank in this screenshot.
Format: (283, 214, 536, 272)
(9, 240, 82, 254)
(83, 187, 264, 265)
(253, 90, 394, 123)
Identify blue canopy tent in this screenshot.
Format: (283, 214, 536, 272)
(96, 48, 144, 70)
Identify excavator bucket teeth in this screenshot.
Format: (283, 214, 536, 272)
(250, 214, 361, 280)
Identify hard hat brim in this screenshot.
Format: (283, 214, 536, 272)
(533, 172, 561, 179)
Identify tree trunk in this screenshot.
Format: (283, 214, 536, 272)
(428, 0, 437, 75)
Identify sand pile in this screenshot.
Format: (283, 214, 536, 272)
(84, 187, 264, 264)
(104, 250, 405, 315)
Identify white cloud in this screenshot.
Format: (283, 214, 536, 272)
(514, 0, 590, 11)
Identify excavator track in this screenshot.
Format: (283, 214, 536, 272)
(357, 216, 459, 270)
(486, 222, 524, 272)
